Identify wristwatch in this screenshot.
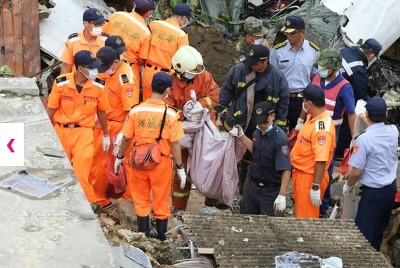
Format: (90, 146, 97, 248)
(176, 163, 184, 169)
(312, 183, 320, 191)
(116, 153, 124, 159)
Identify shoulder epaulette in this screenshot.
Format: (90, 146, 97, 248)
(95, 77, 106, 86)
(68, 33, 78, 39)
(167, 105, 179, 112)
(309, 41, 320, 51)
(56, 76, 67, 84)
(274, 41, 287, 49)
(120, 74, 129, 84)
(102, 32, 110, 37)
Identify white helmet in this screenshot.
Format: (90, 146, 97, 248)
(172, 45, 205, 75)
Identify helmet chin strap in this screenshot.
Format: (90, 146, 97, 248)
(171, 69, 192, 83)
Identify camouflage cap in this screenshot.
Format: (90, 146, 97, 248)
(317, 48, 342, 70)
(244, 16, 268, 36)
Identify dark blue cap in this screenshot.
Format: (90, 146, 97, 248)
(152, 72, 173, 91)
(105, 35, 127, 56)
(281, 16, 305, 33)
(303, 84, 325, 103)
(83, 8, 107, 24)
(135, 0, 156, 13)
(365, 96, 387, 118)
(364, 38, 382, 56)
(74, 50, 104, 70)
(243, 45, 270, 66)
(96, 47, 118, 72)
(253, 101, 275, 124)
(173, 3, 194, 19)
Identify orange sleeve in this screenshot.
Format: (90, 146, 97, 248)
(168, 111, 184, 142)
(122, 112, 135, 139)
(121, 82, 139, 110)
(198, 73, 219, 110)
(312, 129, 333, 162)
(47, 81, 61, 109)
(177, 34, 189, 49)
(97, 88, 110, 112)
(138, 34, 151, 60)
(60, 39, 73, 64)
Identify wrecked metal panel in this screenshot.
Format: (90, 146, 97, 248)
(0, 78, 117, 267)
(321, 0, 352, 15)
(39, 0, 111, 59)
(178, 212, 391, 267)
(339, 0, 400, 55)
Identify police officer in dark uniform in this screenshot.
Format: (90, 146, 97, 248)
(217, 45, 289, 194)
(231, 101, 291, 216)
(336, 38, 382, 158)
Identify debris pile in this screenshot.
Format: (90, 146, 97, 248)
(98, 200, 174, 266)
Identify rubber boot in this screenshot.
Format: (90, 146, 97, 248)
(156, 219, 168, 241)
(137, 215, 150, 237)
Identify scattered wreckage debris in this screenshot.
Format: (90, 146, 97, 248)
(175, 212, 391, 267)
(98, 200, 175, 267)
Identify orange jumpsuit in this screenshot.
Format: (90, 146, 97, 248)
(90, 62, 139, 206)
(142, 19, 189, 101)
(47, 73, 110, 203)
(290, 110, 336, 218)
(164, 71, 219, 209)
(103, 11, 151, 93)
(122, 99, 184, 219)
(60, 31, 108, 72)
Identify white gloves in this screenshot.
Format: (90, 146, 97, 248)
(177, 168, 187, 189)
(114, 155, 124, 174)
(102, 135, 110, 152)
(355, 100, 367, 116)
(342, 181, 354, 196)
(273, 195, 286, 215)
(230, 124, 244, 138)
(294, 118, 304, 131)
(114, 132, 123, 147)
(310, 188, 322, 207)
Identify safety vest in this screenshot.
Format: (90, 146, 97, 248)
(311, 74, 349, 126)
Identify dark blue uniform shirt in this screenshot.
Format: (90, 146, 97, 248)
(249, 124, 292, 184)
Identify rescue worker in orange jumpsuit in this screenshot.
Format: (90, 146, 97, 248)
(103, 0, 155, 94)
(142, 2, 192, 100)
(46, 50, 111, 204)
(114, 72, 185, 241)
(60, 8, 109, 74)
(90, 39, 139, 209)
(164, 45, 222, 211)
(290, 84, 335, 218)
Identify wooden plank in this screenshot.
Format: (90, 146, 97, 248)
(12, 0, 23, 75)
(198, 248, 214, 254)
(3, 6, 15, 73)
(21, 0, 40, 77)
(0, 3, 5, 66)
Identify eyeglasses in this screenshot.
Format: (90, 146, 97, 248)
(284, 30, 299, 36)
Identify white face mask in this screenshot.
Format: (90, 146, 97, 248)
(302, 102, 308, 113)
(90, 26, 102, 36)
(181, 17, 188, 29)
(82, 68, 98, 81)
(256, 124, 273, 133)
(253, 38, 263, 45)
(183, 72, 196, 80)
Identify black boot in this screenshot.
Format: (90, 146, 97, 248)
(156, 219, 168, 241)
(137, 215, 150, 237)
